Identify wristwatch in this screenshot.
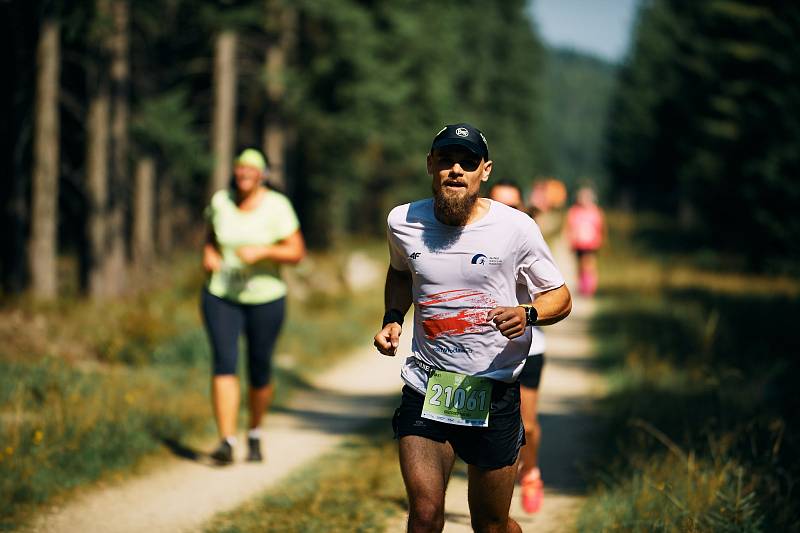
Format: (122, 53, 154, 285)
(519, 304, 538, 326)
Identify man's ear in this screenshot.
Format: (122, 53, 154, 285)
(426, 153, 434, 176)
(481, 160, 493, 182)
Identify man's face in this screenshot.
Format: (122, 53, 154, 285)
(428, 146, 491, 198)
(489, 185, 524, 210)
(427, 146, 492, 224)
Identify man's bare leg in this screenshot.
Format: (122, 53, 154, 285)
(467, 462, 522, 533)
(399, 435, 456, 533)
(518, 385, 541, 478)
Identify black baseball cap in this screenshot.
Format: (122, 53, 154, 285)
(430, 123, 489, 161)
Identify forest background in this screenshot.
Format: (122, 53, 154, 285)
(2, 0, 800, 529)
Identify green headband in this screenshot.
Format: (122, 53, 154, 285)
(235, 149, 267, 172)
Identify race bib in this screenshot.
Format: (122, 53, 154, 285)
(421, 370, 492, 427)
(218, 267, 249, 293)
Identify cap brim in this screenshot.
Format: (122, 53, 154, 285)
(431, 138, 486, 158)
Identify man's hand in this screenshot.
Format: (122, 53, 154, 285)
(203, 246, 223, 273)
(236, 245, 268, 265)
(488, 306, 527, 339)
(374, 323, 402, 356)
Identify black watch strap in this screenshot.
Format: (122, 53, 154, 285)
(520, 304, 538, 326)
(382, 309, 405, 328)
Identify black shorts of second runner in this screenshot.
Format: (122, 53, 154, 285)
(518, 354, 544, 389)
(201, 288, 286, 388)
(392, 381, 524, 469)
(574, 248, 598, 259)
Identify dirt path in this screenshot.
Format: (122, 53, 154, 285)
(27, 342, 408, 533)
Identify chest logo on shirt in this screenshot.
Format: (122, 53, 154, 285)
(470, 253, 503, 266)
(409, 252, 422, 260)
(418, 289, 497, 339)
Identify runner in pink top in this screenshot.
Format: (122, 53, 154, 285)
(566, 187, 605, 296)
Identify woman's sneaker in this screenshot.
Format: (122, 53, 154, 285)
(247, 436, 262, 462)
(210, 438, 234, 465)
(520, 471, 544, 513)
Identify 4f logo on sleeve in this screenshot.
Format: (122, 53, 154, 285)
(409, 252, 422, 260)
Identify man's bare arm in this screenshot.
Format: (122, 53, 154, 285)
(531, 284, 572, 326)
(488, 284, 572, 339)
(373, 266, 413, 356)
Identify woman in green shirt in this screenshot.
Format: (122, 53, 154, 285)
(201, 148, 305, 464)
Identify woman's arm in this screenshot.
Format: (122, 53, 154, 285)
(202, 226, 223, 272)
(236, 230, 306, 265)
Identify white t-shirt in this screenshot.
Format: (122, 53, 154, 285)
(387, 198, 565, 394)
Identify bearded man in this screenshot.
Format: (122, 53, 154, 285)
(374, 123, 572, 533)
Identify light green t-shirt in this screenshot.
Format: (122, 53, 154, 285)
(206, 188, 300, 304)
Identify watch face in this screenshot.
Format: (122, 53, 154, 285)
(526, 307, 536, 325)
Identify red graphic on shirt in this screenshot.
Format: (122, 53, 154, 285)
(419, 289, 497, 339)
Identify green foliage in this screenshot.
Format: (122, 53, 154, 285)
(578, 213, 800, 532)
(131, 88, 211, 193)
(283, 0, 546, 244)
(607, 2, 800, 268)
(539, 49, 617, 193)
(0, 354, 211, 528)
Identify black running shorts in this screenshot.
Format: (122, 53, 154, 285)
(392, 381, 524, 469)
(518, 354, 544, 389)
(201, 289, 286, 388)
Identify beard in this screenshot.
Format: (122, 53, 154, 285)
(433, 185, 479, 226)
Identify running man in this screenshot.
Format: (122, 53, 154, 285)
(488, 179, 546, 514)
(374, 124, 571, 532)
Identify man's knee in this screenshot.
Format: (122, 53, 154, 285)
(408, 497, 445, 532)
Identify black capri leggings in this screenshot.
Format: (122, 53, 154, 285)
(201, 289, 286, 388)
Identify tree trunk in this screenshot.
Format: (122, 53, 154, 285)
(262, 1, 295, 191)
(210, 30, 237, 196)
(28, 18, 60, 299)
(133, 156, 155, 265)
(86, 77, 110, 297)
(157, 176, 174, 255)
(105, 0, 130, 295)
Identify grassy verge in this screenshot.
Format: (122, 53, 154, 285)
(0, 242, 387, 529)
(205, 426, 407, 533)
(577, 212, 800, 532)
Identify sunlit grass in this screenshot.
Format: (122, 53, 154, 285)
(578, 211, 799, 531)
(205, 430, 406, 533)
(0, 241, 388, 528)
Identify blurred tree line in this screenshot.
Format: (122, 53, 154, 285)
(607, 1, 800, 270)
(539, 49, 615, 194)
(1, 0, 550, 299)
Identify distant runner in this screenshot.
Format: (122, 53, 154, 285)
(201, 148, 306, 464)
(488, 179, 547, 514)
(374, 124, 571, 532)
(566, 186, 604, 296)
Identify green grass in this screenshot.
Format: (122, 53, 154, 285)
(577, 212, 800, 532)
(205, 428, 407, 533)
(0, 242, 388, 529)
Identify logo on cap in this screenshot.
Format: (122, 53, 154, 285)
(455, 127, 469, 137)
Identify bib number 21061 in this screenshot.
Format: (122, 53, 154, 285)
(421, 370, 492, 427)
